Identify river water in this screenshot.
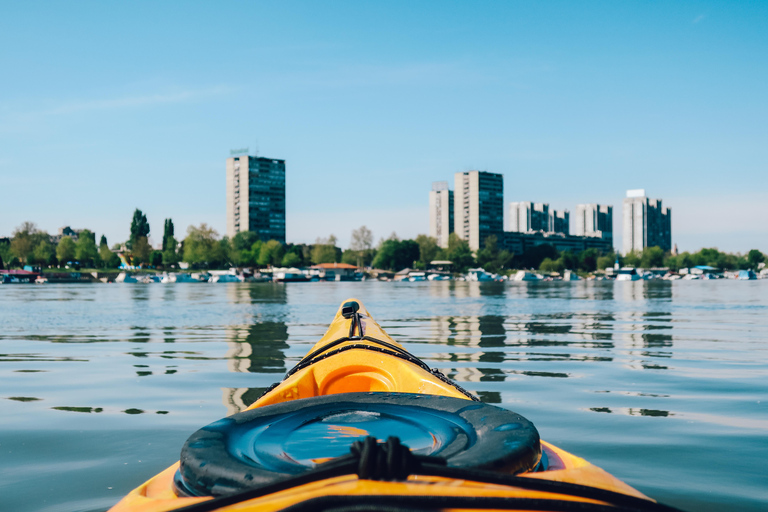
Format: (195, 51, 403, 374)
(1, 281, 766, 512)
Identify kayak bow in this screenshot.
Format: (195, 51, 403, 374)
(110, 299, 680, 512)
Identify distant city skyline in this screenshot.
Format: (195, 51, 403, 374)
(1, 2, 766, 253)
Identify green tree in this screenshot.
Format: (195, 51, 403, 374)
(623, 250, 641, 267)
(476, 235, 512, 273)
(231, 231, 260, 266)
(56, 236, 76, 265)
(246, 240, 264, 267)
(445, 233, 474, 273)
(107, 252, 122, 269)
(183, 224, 223, 267)
(311, 235, 339, 264)
(0, 239, 10, 269)
(32, 240, 55, 266)
(75, 229, 99, 266)
(132, 236, 151, 265)
(258, 240, 284, 267)
(415, 234, 439, 268)
(281, 252, 301, 267)
(162, 236, 179, 267)
(747, 249, 765, 269)
(578, 248, 600, 272)
(129, 209, 150, 248)
(372, 238, 421, 271)
(639, 246, 665, 268)
(371, 239, 398, 270)
(539, 257, 564, 274)
(162, 219, 175, 251)
(597, 253, 618, 272)
(10, 221, 39, 264)
(99, 244, 114, 269)
(516, 243, 557, 270)
(151, 250, 163, 267)
(99, 234, 108, 247)
(349, 226, 374, 267)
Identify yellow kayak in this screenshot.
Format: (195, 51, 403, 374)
(110, 299, 681, 512)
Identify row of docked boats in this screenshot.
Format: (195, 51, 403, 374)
(114, 271, 270, 283)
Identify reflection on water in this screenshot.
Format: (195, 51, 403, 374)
(222, 283, 290, 414)
(1, 281, 767, 512)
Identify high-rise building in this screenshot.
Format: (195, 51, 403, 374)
(454, 170, 503, 251)
(550, 210, 569, 235)
(622, 189, 671, 254)
(575, 204, 613, 240)
(509, 202, 568, 234)
(509, 202, 532, 232)
(226, 155, 286, 243)
(429, 181, 454, 249)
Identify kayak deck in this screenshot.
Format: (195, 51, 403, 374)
(110, 299, 667, 512)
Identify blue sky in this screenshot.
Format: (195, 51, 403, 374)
(1, 1, 766, 252)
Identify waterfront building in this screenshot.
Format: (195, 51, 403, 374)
(500, 231, 613, 255)
(225, 155, 286, 243)
(429, 181, 454, 249)
(509, 202, 568, 235)
(575, 204, 613, 241)
(509, 202, 549, 232)
(454, 170, 504, 251)
(509, 202, 531, 232)
(550, 210, 569, 235)
(50, 226, 85, 244)
(622, 189, 671, 253)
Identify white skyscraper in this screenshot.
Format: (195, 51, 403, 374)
(429, 181, 454, 249)
(575, 204, 613, 240)
(622, 190, 671, 254)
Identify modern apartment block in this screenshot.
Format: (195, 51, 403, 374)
(225, 155, 286, 243)
(429, 181, 454, 249)
(575, 204, 613, 241)
(454, 170, 504, 251)
(622, 189, 671, 253)
(551, 210, 569, 235)
(509, 202, 568, 234)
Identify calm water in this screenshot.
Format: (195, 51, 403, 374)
(1, 281, 766, 512)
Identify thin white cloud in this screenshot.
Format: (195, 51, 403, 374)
(0, 84, 239, 134)
(692, 14, 706, 24)
(42, 85, 237, 116)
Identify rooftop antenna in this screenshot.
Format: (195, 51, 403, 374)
(253, 139, 259, 157)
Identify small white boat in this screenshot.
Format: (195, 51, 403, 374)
(210, 274, 243, 283)
(738, 270, 757, 280)
(615, 268, 641, 281)
(115, 272, 138, 283)
(513, 270, 540, 282)
(427, 273, 452, 281)
(407, 272, 427, 282)
(466, 268, 495, 281)
(34, 276, 48, 284)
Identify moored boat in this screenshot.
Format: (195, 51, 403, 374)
(109, 299, 681, 512)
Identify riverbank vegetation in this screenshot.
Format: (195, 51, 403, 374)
(1, 212, 764, 275)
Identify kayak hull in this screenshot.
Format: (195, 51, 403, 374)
(110, 299, 655, 512)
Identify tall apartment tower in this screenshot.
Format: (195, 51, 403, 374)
(622, 190, 671, 254)
(454, 170, 504, 251)
(509, 202, 532, 232)
(429, 181, 454, 249)
(226, 155, 286, 243)
(550, 210, 570, 235)
(575, 204, 613, 240)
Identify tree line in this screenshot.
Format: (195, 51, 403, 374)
(1, 210, 764, 274)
